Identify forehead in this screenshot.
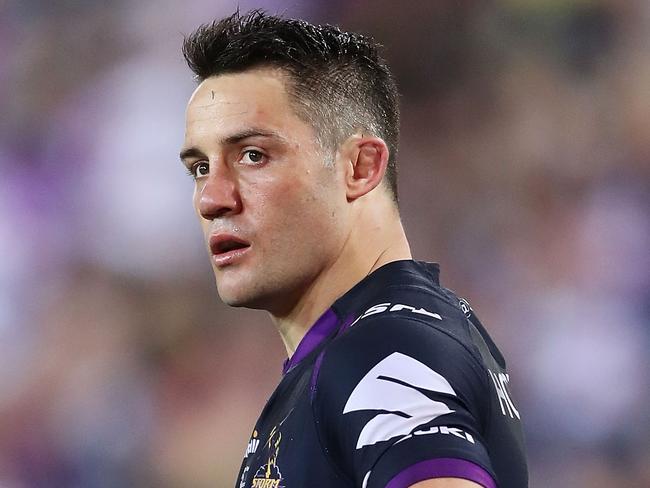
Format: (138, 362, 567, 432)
(185, 68, 310, 142)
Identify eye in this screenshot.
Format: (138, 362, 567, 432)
(190, 161, 210, 178)
(241, 150, 265, 165)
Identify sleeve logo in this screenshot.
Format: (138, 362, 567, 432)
(343, 352, 457, 449)
(488, 370, 521, 419)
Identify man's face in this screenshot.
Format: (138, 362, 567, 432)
(182, 68, 348, 314)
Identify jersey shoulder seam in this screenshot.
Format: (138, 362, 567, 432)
(339, 312, 487, 374)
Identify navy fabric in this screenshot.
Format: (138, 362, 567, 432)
(235, 260, 528, 488)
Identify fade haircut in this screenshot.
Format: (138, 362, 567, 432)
(182, 10, 400, 203)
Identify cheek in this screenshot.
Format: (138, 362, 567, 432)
(245, 167, 298, 203)
(242, 166, 344, 240)
(269, 178, 340, 235)
(248, 181, 301, 231)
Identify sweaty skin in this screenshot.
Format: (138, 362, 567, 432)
(182, 67, 411, 355)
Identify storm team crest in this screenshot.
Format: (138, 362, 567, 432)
(251, 426, 284, 488)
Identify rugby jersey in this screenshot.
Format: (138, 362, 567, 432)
(235, 260, 528, 487)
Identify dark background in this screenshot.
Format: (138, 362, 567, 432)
(1, 1, 648, 486)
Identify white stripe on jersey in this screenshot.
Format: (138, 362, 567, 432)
(343, 352, 457, 449)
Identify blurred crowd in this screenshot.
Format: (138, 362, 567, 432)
(1, 1, 648, 487)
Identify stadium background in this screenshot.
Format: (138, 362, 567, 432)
(1, 0, 649, 486)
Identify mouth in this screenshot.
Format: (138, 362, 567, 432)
(209, 234, 251, 267)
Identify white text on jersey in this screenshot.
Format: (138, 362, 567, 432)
(245, 437, 260, 458)
(488, 370, 521, 419)
(351, 302, 443, 327)
(395, 425, 475, 445)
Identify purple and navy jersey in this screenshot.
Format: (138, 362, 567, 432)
(235, 260, 528, 488)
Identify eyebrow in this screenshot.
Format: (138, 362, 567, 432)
(179, 128, 288, 163)
(179, 147, 206, 163)
(223, 128, 287, 146)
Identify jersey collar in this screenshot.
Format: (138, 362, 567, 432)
(282, 260, 440, 375)
(331, 259, 440, 321)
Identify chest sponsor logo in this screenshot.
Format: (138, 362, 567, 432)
(343, 352, 456, 448)
(488, 369, 520, 419)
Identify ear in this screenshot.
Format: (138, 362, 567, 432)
(340, 134, 390, 201)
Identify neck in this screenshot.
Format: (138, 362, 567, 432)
(271, 200, 411, 357)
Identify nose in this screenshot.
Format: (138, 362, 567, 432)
(196, 165, 242, 220)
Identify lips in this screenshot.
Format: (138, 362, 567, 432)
(209, 233, 251, 266)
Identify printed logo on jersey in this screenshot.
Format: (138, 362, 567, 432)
(395, 425, 476, 445)
(239, 466, 249, 488)
(350, 302, 443, 327)
(245, 430, 260, 459)
(251, 425, 284, 488)
(343, 352, 457, 449)
(488, 369, 520, 419)
(459, 298, 473, 318)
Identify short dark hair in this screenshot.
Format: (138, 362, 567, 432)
(182, 10, 400, 203)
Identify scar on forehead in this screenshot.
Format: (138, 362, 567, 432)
(211, 90, 215, 100)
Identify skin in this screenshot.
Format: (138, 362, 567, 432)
(181, 68, 478, 488)
(181, 66, 411, 351)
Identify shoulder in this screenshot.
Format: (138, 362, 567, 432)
(320, 311, 487, 394)
(334, 281, 486, 373)
(314, 286, 491, 423)
(310, 291, 495, 484)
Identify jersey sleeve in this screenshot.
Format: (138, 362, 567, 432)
(312, 313, 497, 488)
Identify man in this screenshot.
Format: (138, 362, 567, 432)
(180, 10, 527, 488)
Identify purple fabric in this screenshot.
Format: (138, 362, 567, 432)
(385, 458, 496, 488)
(309, 314, 356, 399)
(337, 312, 358, 334)
(283, 308, 340, 374)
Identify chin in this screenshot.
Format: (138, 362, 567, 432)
(216, 281, 267, 310)
(216, 285, 250, 308)
(219, 294, 257, 309)
(216, 280, 289, 313)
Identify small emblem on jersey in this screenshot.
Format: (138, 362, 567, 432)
(252, 464, 283, 488)
(343, 352, 457, 448)
(350, 302, 443, 327)
(459, 298, 473, 318)
(488, 369, 520, 419)
(245, 430, 260, 458)
(239, 466, 249, 488)
(251, 426, 284, 488)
